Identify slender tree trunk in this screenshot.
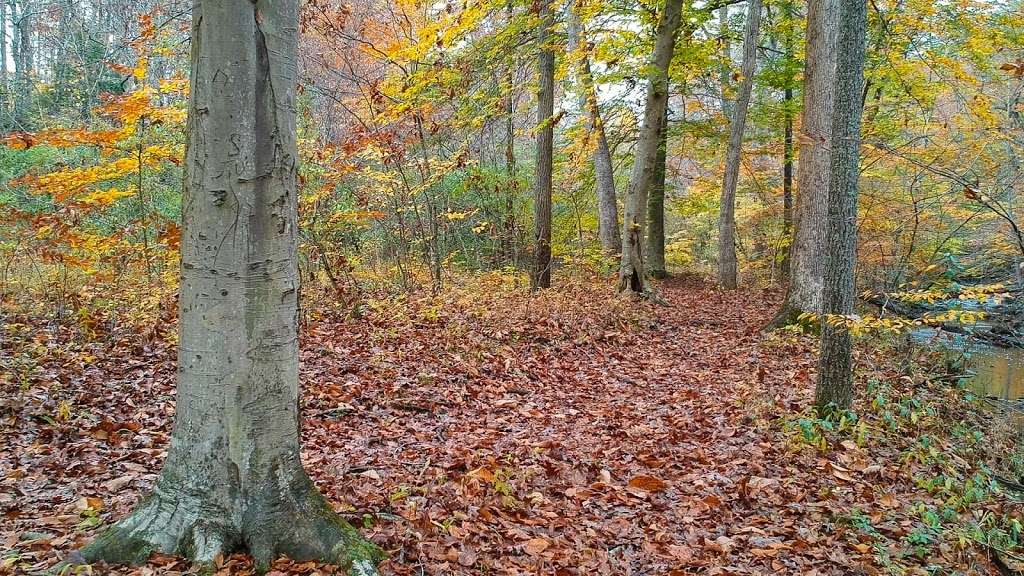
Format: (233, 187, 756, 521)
(717, 0, 761, 289)
(646, 101, 669, 278)
(12, 0, 31, 128)
(772, 0, 838, 325)
(568, 5, 620, 254)
(80, 2, 383, 573)
(781, 85, 794, 281)
(618, 0, 683, 294)
(503, 2, 518, 267)
(718, 6, 733, 121)
(532, 0, 555, 289)
(0, 0, 7, 128)
(815, 0, 867, 412)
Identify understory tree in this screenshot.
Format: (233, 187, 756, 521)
(717, 0, 762, 290)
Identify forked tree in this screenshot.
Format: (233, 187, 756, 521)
(80, 1, 383, 573)
(618, 0, 683, 294)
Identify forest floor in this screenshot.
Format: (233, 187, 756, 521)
(2, 274, 1022, 575)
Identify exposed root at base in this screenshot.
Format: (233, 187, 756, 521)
(764, 301, 808, 331)
(76, 486, 383, 575)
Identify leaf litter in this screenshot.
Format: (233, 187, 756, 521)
(1, 274, 1021, 574)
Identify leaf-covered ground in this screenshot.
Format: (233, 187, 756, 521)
(2, 275, 1022, 575)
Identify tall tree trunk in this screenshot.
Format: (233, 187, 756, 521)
(80, 1, 383, 573)
(568, 4, 621, 254)
(12, 0, 32, 128)
(716, 0, 761, 289)
(646, 101, 669, 279)
(532, 0, 555, 289)
(780, 1, 796, 282)
(0, 0, 7, 128)
(718, 6, 733, 121)
(618, 0, 683, 294)
(503, 2, 518, 268)
(781, 84, 794, 280)
(772, 0, 838, 325)
(815, 0, 867, 412)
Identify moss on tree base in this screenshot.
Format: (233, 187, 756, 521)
(77, 474, 383, 575)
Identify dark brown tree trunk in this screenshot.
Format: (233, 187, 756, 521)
(815, 0, 867, 412)
(781, 91, 794, 281)
(79, 2, 383, 573)
(532, 0, 555, 289)
(618, 0, 683, 294)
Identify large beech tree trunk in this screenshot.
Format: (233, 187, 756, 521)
(618, 0, 683, 294)
(646, 101, 669, 279)
(568, 5, 621, 254)
(716, 0, 761, 289)
(81, 2, 382, 573)
(815, 0, 867, 412)
(772, 0, 838, 325)
(532, 0, 555, 289)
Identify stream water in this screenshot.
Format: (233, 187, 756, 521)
(911, 327, 1024, 400)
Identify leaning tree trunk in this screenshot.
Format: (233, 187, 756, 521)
(568, 5, 620, 254)
(646, 101, 669, 279)
(815, 0, 867, 412)
(618, 0, 683, 294)
(80, 1, 383, 573)
(771, 0, 838, 325)
(532, 0, 555, 289)
(716, 0, 761, 290)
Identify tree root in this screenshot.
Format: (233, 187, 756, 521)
(76, 473, 383, 575)
(764, 300, 809, 331)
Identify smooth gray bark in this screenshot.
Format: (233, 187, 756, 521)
(716, 0, 761, 289)
(646, 101, 669, 279)
(773, 0, 838, 324)
(12, 0, 31, 128)
(815, 0, 867, 412)
(618, 0, 683, 294)
(532, 0, 555, 289)
(80, 1, 382, 573)
(568, 6, 621, 254)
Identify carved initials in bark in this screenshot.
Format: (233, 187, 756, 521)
(79, 1, 382, 573)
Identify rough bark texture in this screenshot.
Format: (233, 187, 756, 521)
(646, 102, 669, 279)
(773, 0, 838, 325)
(618, 0, 683, 294)
(815, 0, 867, 412)
(80, 1, 383, 573)
(716, 0, 761, 290)
(532, 0, 555, 290)
(568, 6, 620, 254)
